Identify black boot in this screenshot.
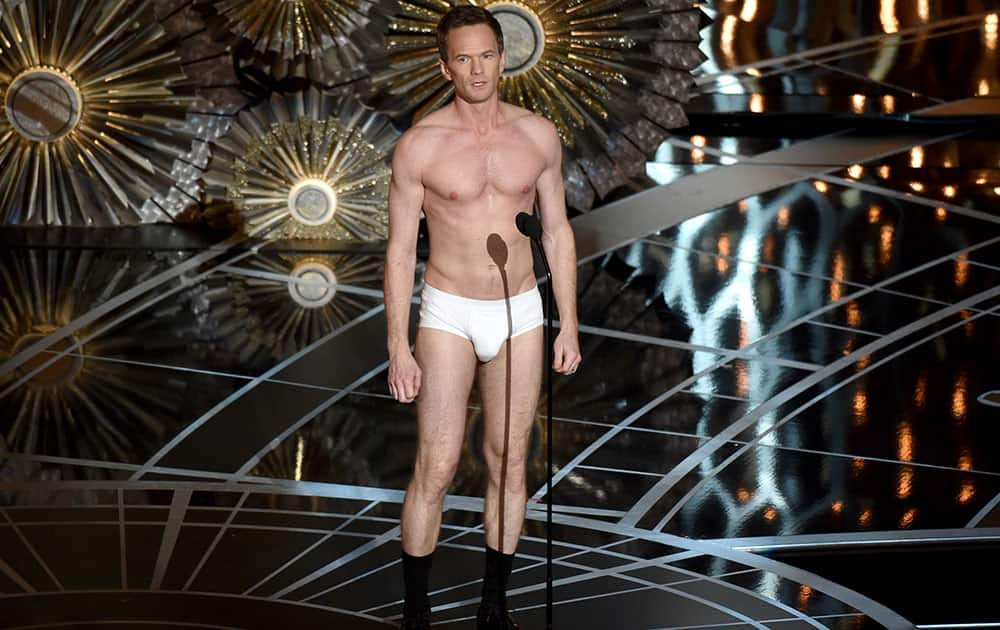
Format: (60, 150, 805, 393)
(475, 602, 520, 630)
(400, 609, 431, 630)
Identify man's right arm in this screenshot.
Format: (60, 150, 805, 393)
(384, 130, 426, 403)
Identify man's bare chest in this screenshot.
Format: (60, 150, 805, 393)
(425, 136, 545, 201)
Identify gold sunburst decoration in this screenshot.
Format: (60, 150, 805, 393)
(0, 0, 200, 226)
(371, 0, 707, 210)
(202, 88, 399, 239)
(0, 249, 194, 468)
(194, 252, 384, 365)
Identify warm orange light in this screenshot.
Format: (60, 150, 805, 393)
(852, 457, 866, 477)
(880, 224, 895, 267)
(959, 450, 973, 471)
(856, 355, 870, 369)
(721, 15, 738, 62)
(987, 13, 998, 51)
(778, 206, 790, 227)
(959, 480, 975, 504)
(814, 180, 828, 193)
(746, 67, 762, 77)
(832, 500, 844, 514)
(896, 466, 913, 499)
(736, 363, 749, 397)
(910, 147, 924, 168)
(736, 487, 750, 503)
(943, 185, 957, 198)
(718, 234, 731, 257)
(878, 165, 891, 179)
(956, 253, 969, 287)
(763, 506, 777, 522)
(900, 508, 916, 528)
(897, 422, 913, 462)
(853, 390, 868, 426)
(858, 509, 873, 527)
(750, 93, 764, 113)
(830, 281, 843, 301)
(848, 164, 864, 179)
(851, 94, 867, 114)
(847, 301, 862, 327)
(880, 0, 899, 33)
(740, 0, 758, 21)
(868, 204, 881, 224)
(936, 207, 948, 221)
(691, 135, 707, 147)
(914, 372, 927, 409)
(882, 94, 896, 114)
(798, 584, 813, 608)
(979, 79, 991, 96)
(917, 0, 930, 22)
(763, 234, 775, 263)
(909, 182, 925, 192)
(691, 148, 705, 164)
(953, 371, 968, 422)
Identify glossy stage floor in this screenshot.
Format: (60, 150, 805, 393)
(4, 8, 1000, 630)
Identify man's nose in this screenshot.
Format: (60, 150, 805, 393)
(471, 58, 483, 74)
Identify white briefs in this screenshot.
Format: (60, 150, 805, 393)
(418, 283, 544, 363)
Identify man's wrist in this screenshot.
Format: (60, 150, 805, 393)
(388, 341, 412, 358)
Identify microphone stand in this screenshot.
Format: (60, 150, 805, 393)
(517, 211, 554, 630)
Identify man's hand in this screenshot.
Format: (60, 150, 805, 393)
(552, 329, 581, 375)
(389, 350, 422, 403)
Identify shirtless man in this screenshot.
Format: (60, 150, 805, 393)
(384, 6, 580, 630)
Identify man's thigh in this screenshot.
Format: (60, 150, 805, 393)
(476, 326, 544, 458)
(414, 327, 479, 463)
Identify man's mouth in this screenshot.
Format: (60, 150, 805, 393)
(472, 81, 487, 88)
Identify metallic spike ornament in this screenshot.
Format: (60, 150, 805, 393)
(0, 0, 200, 226)
(371, 0, 707, 210)
(202, 89, 399, 239)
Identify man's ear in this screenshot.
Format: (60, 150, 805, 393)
(438, 58, 452, 82)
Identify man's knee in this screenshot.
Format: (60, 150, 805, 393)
(413, 457, 459, 499)
(482, 442, 528, 482)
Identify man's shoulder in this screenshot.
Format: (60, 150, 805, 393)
(397, 109, 455, 152)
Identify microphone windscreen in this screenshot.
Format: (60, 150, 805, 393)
(515, 212, 543, 240)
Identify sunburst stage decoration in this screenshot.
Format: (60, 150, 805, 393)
(0, 249, 198, 471)
(195, 0, 387, 84)
(193, 252, 384, 365)
(371, 0, 707, 210)
(202, 88, 399, 239)
(0, 0, 200, 226)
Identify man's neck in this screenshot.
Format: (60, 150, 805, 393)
(452, 96, 502, 135)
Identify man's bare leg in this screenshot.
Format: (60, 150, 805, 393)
(400, 328, 477, 620)
(476, 326, 543, 623)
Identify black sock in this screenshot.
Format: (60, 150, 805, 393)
(481, 545, 515, 607)
(402, 550, 433, 616)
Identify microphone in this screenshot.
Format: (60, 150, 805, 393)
(516, 212, 543, 241)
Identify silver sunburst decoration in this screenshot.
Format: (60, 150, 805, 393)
(195, 0, 387, 84)
(202, 88, 399, 239)
(370, 0, 707, 210)
(0, 0, 200, 225)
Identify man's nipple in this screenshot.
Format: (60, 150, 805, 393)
(449, 191, 459, 200)
(522, 185, 531, 194)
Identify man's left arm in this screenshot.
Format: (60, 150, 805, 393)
(535, 118, 582, 375)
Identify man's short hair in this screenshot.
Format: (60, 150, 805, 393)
(436, 5, 504, 61)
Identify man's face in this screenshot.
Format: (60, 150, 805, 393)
(439, 24, 505, 104)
